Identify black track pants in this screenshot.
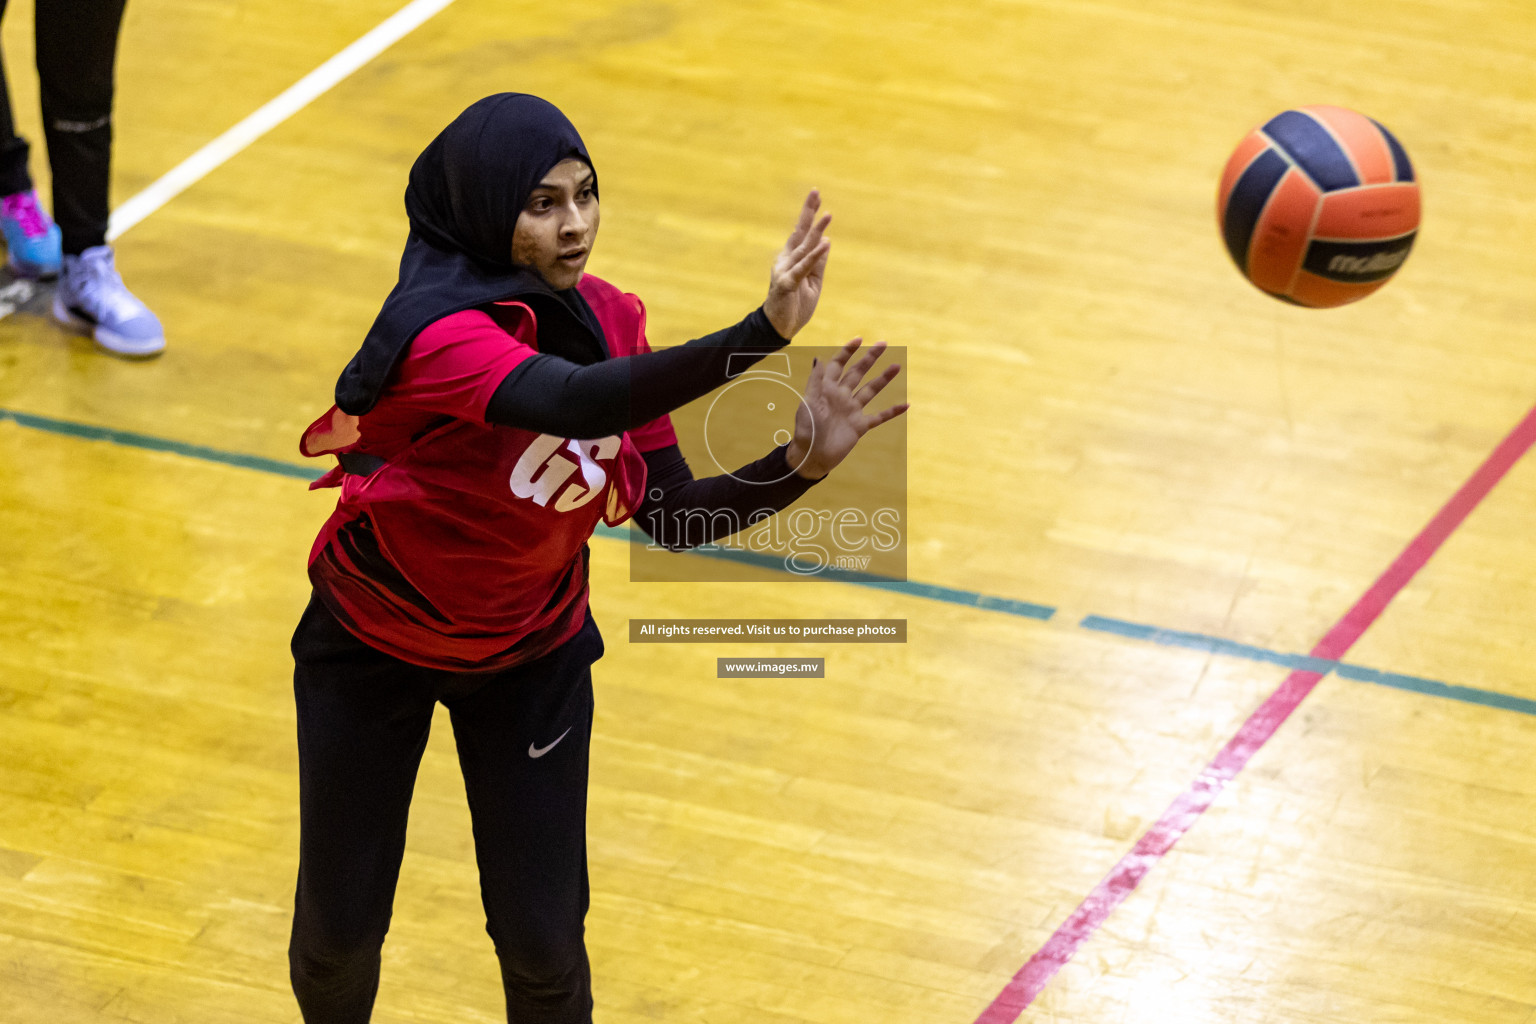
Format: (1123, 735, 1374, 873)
(0, 0, 127, 253)
(288, 594, 603, 1023)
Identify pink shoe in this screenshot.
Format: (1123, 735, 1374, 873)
(0, 189, 62, 278)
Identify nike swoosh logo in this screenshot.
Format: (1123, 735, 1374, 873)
(528, 727, 572, 759)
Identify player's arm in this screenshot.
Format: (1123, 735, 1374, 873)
(634, 443, 817, 553)
(485, 190, 832, 437)
(485, 308, 783, 436)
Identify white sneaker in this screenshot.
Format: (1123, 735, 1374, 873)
(52, 245, 165, 358)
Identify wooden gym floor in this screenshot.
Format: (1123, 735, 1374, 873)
(2, 0, 1535, 1021)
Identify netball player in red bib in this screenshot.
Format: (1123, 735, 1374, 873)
(288, 94, 906, 1023)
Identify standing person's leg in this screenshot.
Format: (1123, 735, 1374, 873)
(0, 0, 61, 278)
(290, 595, 438, 1024)
(0, 0, 30, 195)
(36, 0, 164, 355)
(444, 611, 605, 1024)
(34, 0, 120, 254)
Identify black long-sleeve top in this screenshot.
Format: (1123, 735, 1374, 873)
(484, 307, 821, 548)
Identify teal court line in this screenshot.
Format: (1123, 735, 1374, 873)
(0, 407, 318, 480)
(1078, 615, 1536, 717)
(5, 404, 1532, 719)
(592, 522, 1056, 620)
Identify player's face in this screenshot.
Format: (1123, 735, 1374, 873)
(511, 159, 599, 291)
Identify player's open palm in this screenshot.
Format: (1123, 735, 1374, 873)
(763, 190, 831, 339)
(787, 338, 908, 479)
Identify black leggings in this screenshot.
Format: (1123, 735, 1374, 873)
(0, 0, 128, 253)
(289, 595, 604, 1024)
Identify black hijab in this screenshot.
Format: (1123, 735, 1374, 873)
(335, 93, 608, 415)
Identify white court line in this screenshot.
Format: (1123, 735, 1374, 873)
(107, 0, 457, 241)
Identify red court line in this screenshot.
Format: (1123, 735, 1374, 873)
(975, 403, 1536, 1024)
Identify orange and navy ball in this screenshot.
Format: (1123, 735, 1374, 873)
(1217, 105, 1420, 308)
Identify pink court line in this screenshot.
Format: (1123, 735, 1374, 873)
(975, 402, 1536, 1024)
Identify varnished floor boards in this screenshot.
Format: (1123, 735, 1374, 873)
(1, 0, 1534, 1021)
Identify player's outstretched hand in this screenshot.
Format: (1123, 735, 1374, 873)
(763, 190, 831, 340)
(785, 337, 908, 480)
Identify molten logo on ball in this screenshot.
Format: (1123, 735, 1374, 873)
(1217, 105, 1421, 308)
(1321, 246, 1410, 280)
